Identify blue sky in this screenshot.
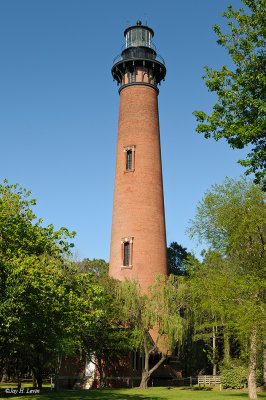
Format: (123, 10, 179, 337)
(0, 0, 249, 261)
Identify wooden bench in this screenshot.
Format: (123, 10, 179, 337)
(198, 375, 221, 386)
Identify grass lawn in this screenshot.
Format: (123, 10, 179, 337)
(0, 387, 266, 400)
(0, 383, 50, 389)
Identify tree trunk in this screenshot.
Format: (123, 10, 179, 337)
(212, 326, 217, 376)
(97, 360, 106, 388)
(138, 330, 168, 389)
(17, 374, 21, 390)
(248, 327, 257, 400)
(32, 376, 37, 388)
(36, 372, 43, 389)
(1, 367, 8, 383)
(37, 377, 43, 389)
(263, 338, 266, 388)
(32, 365, 43, 390)
(54, 352, 62, 391)
(139, 370, 150, 389)
(54, 375, 59, 392)
(223, 331, 230, 365)
(99, 373, 106, 388)
(139, 332, 151, 389)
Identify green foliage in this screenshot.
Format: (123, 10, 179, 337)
(75, 258, 109, 279)
(79, 275, 133, 387)
(187, 177, 266, 332)
(167, 242, 189, 276)
(116, 275, 186, 388)
(220, 365, 248, 389)
(117, 275, 185, 353)
(255, 345, 264, 387)
(188, 177, 265, 271)
(187, 177, 266, 399)
(193, 0, 266, 188)
(0, 181, 75, 260)
(73, 259, 133, 387)
(176, 326, 211, 376)
(0, 181, 102, 387)
(0, 181, 139, 389)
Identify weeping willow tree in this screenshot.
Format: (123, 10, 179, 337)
(116, 274, 186, 389)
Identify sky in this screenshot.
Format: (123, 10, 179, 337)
(0, 0, 249, 261)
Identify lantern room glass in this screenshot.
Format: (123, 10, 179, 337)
(125, 28, 152, 48)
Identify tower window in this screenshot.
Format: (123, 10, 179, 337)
(123, 145, 136, 172)
(124, 242, 130, 266)
(126, 150, 132, 170)
(121, 236, 134, 268)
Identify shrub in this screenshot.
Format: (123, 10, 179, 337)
(256, 368, 264, 387)
(220, 366, 248, 389)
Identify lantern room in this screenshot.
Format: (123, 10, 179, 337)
(124, 20, 154, 49)
(111, 20, 166, 92)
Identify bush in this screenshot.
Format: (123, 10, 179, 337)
(256, 368, 264, 387)
(220, 366, 248, 389)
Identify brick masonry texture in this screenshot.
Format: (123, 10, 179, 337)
(109, 84, 167, 292)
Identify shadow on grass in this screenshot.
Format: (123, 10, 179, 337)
(180, 387, 213, 391)
(225, 395, 265, 398)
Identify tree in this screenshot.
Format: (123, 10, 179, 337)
(188, 177, 266, 400)
(116, 275, 185, 389)
(188, 251, 234, 376)
(193, 0, 266, 189)
(75, 258, 109, 279)
(79, 276, 133, 387)
(0, 181, 102, 388)
(167, 242, 189, 276)
(74, 259, 135, 387)
(2, 257, 100, 389)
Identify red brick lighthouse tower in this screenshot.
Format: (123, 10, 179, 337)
(109, 21, 167, 292)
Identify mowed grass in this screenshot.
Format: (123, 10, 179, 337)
(1, 387, 266, 400)
(0, 383, 50, 389)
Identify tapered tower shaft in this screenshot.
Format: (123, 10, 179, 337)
(109, 21, 167, 292)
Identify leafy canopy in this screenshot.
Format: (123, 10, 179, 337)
(187, 177, 265, 399)
(0, 181, 102, 386)
(188, 176, 265, 272)
(193, 0, 266, 188)
(117, 275, 185, 355)
(167, 242, 189, 276)
(116, 275, 186, 388)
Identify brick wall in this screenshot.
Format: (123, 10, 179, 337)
(109, 84, 167, 292)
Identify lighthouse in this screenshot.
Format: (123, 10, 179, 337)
(109, 21, 167, 291)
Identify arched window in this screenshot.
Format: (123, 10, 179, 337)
(123, 145, 136, 171)
(121, 237, 134, 267)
